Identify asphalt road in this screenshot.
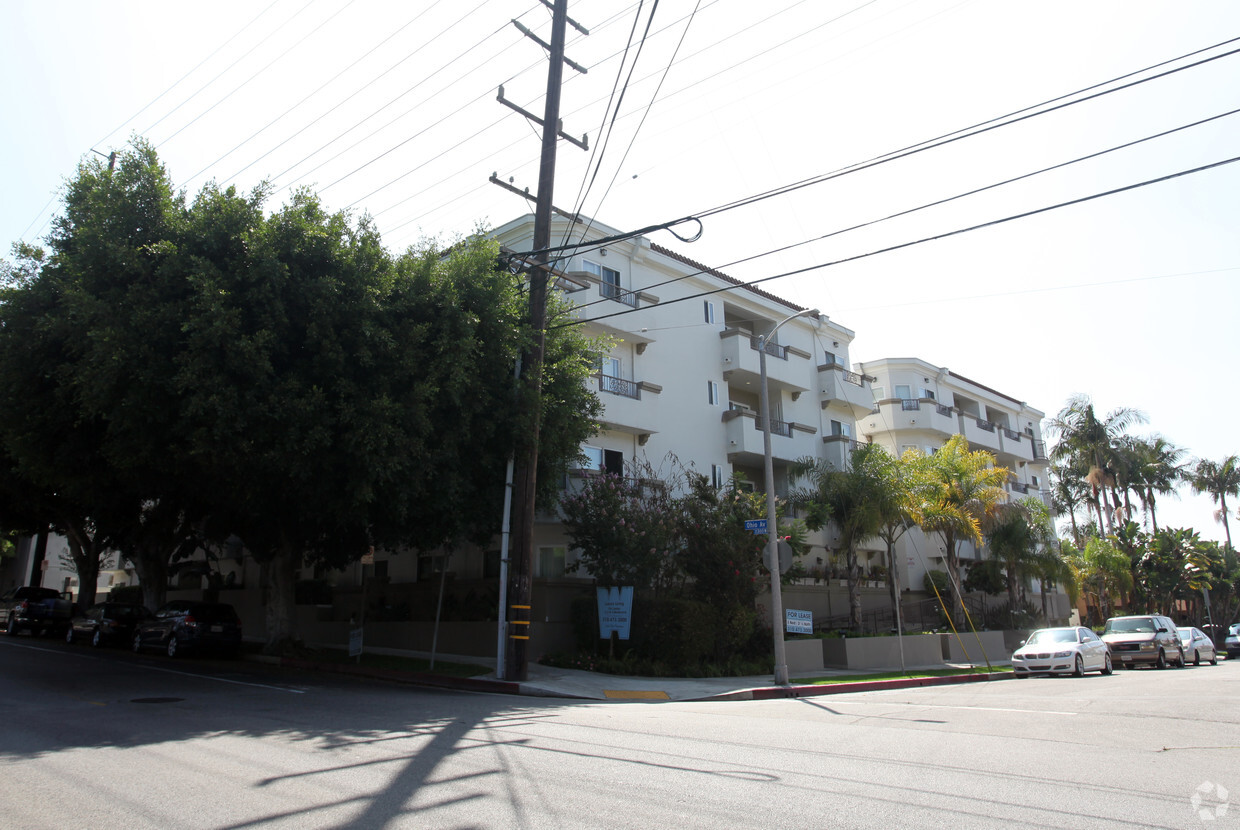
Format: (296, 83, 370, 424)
(1, 635, 1237, 830)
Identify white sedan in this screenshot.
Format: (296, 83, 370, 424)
(1011, 626, 1113, 677)
(1177, 626, 1218, 666)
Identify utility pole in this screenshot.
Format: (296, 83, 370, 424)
(501, 0, 587, 682)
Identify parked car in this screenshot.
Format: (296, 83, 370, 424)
(1101, 614, 1184, 669)
(1175, 626, 1218, 666)
(132, 601, 242, 658)
(1011, 626, 1113, 677)
(1, 586, 73, 637)
(1225, 624, 1240, 659)
(66, 602, 153, 648)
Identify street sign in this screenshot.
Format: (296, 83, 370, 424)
(744, 519, 768, 534)
(786, 608, 813, 634)
(764, 539, 794, 574)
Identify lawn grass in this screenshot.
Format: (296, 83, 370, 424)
(801, 665, 1013, 685)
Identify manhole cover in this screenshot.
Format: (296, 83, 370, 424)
(130, 697, 184, 704)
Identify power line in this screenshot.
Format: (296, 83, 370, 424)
(182, 0, 451, 186)
(158, 0, 358, 147)
(142, 0, 319, 140)
(552, 104, 1240, 318)
(562, 154, 1240, 328)
(94, 0, 283, 149)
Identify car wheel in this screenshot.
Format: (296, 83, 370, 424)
(132, 632, 143, 653)
(1101, 653, 1113, 675)
(4, 616, 16, 636)
(65, 627, 75, 644)
(1210, 652, 1218, 666)
(166, 636, 178, 658)
(1176, 648, 1186, 668)
(1193, 649, 1201, 666)
(91, 629, 103, 648)
(1156, 649, 1167, 669)
(1073, 654, 1084, 677)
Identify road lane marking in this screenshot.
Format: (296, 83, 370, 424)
(829, 700, 1077, 715)
(5, 639, 306, 693)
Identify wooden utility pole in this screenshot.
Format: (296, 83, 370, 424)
(501, 0, 587, 682)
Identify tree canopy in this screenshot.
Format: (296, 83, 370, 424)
(0, 142, 601, 648)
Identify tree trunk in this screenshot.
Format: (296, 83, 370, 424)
(846, 547, 862, 632)
(125, 543, 170, 613)
(262, 543, 301, 654)
(63, 524, 102, 610)
(885, 542, 901, 635)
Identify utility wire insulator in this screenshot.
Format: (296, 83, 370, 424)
(497, 86, 589, 151)
(511, 20, 588, 74)
(537, 0, 589, 35)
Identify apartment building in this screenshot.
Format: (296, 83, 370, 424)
(488, 213, 870, 581)
(852, 357, 1052, 602)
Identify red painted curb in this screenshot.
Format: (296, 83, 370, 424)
(748, 671, 1012, 700)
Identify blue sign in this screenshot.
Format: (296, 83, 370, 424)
(597, 586, 635, 640)
(786, 608, 813, 634)
(744, 519, 768, 534)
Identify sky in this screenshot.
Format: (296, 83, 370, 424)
(2, 0, 1239, 544)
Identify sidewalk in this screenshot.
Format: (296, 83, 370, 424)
(265, 652, 1012, 702)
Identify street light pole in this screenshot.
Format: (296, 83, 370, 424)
(759, 307, 818, 687)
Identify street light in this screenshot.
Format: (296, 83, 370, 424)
(758, 307, 818, 686)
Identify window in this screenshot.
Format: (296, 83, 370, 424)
(920, 388, 935, 401)
(703, 300, 716, 324)
(830, 420, 851, 438)
(707, 381, 720, 406)
(729, 401, 752, 414)
(1030, 475, 1040, 488)
(894, 384, 911, 399)
(871, 386, 885, 402)
(583, 445, 604, 470)
(538, 546, 566, 578)
(711, 464, 725, 489)
(824, 351, 844, 366)
(599, 356, 621, 378)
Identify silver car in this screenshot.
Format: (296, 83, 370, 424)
(1176, 626, 1218, 666)
(1011, 626, 1113, 677)
(1101, 614, 1184, 669)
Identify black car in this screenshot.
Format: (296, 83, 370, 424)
(66, 602, 153, 648)
(132, 601, 242, 658)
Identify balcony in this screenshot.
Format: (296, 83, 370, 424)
(821, 435, 862, 470)
(720, 328, 812, 392)
(959, 414, 1001, 451)
(723, 408, 817, 466)
(599, 281, 639, 308)
(996, 426, 1034, 463)
(818, 363, 874, 417)
(860, 398, 956, 437)
(595, 374, 662, 436)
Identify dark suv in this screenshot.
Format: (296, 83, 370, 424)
(132, 601, 242, 658)
(1101, 614, 1184, 669)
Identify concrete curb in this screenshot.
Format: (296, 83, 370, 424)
(256, 653, 1012, 701)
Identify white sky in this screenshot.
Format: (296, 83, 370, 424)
(3, 0, 1239, 544)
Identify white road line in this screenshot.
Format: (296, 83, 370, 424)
(6, 640, 306, 694)
(829, 700, 1077, 716)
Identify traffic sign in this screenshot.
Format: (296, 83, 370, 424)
(744, 519, 768, 534)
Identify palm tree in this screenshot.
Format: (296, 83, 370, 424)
(1070, 536, 1133, 623)
(1046, 395, 1147, 535)
(1049, 459, 1090, 546)
(790, 444, 888, 632)
(908, 434, 1009, 627)
(1117, 434, 1187, 535)
(870, 446, 916, 633)
(984, 497, 1056, 621)
(1191, 455, 1240, 552)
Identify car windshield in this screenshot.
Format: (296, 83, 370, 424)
(1026, 629, 1077, 645)
(1103, 618, 1155, 634)
(110, 605, 145, 620)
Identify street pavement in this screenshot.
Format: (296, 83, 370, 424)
(268, 650, 1015, 701)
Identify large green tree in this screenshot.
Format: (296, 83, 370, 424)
(0, 142, 602, 648)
